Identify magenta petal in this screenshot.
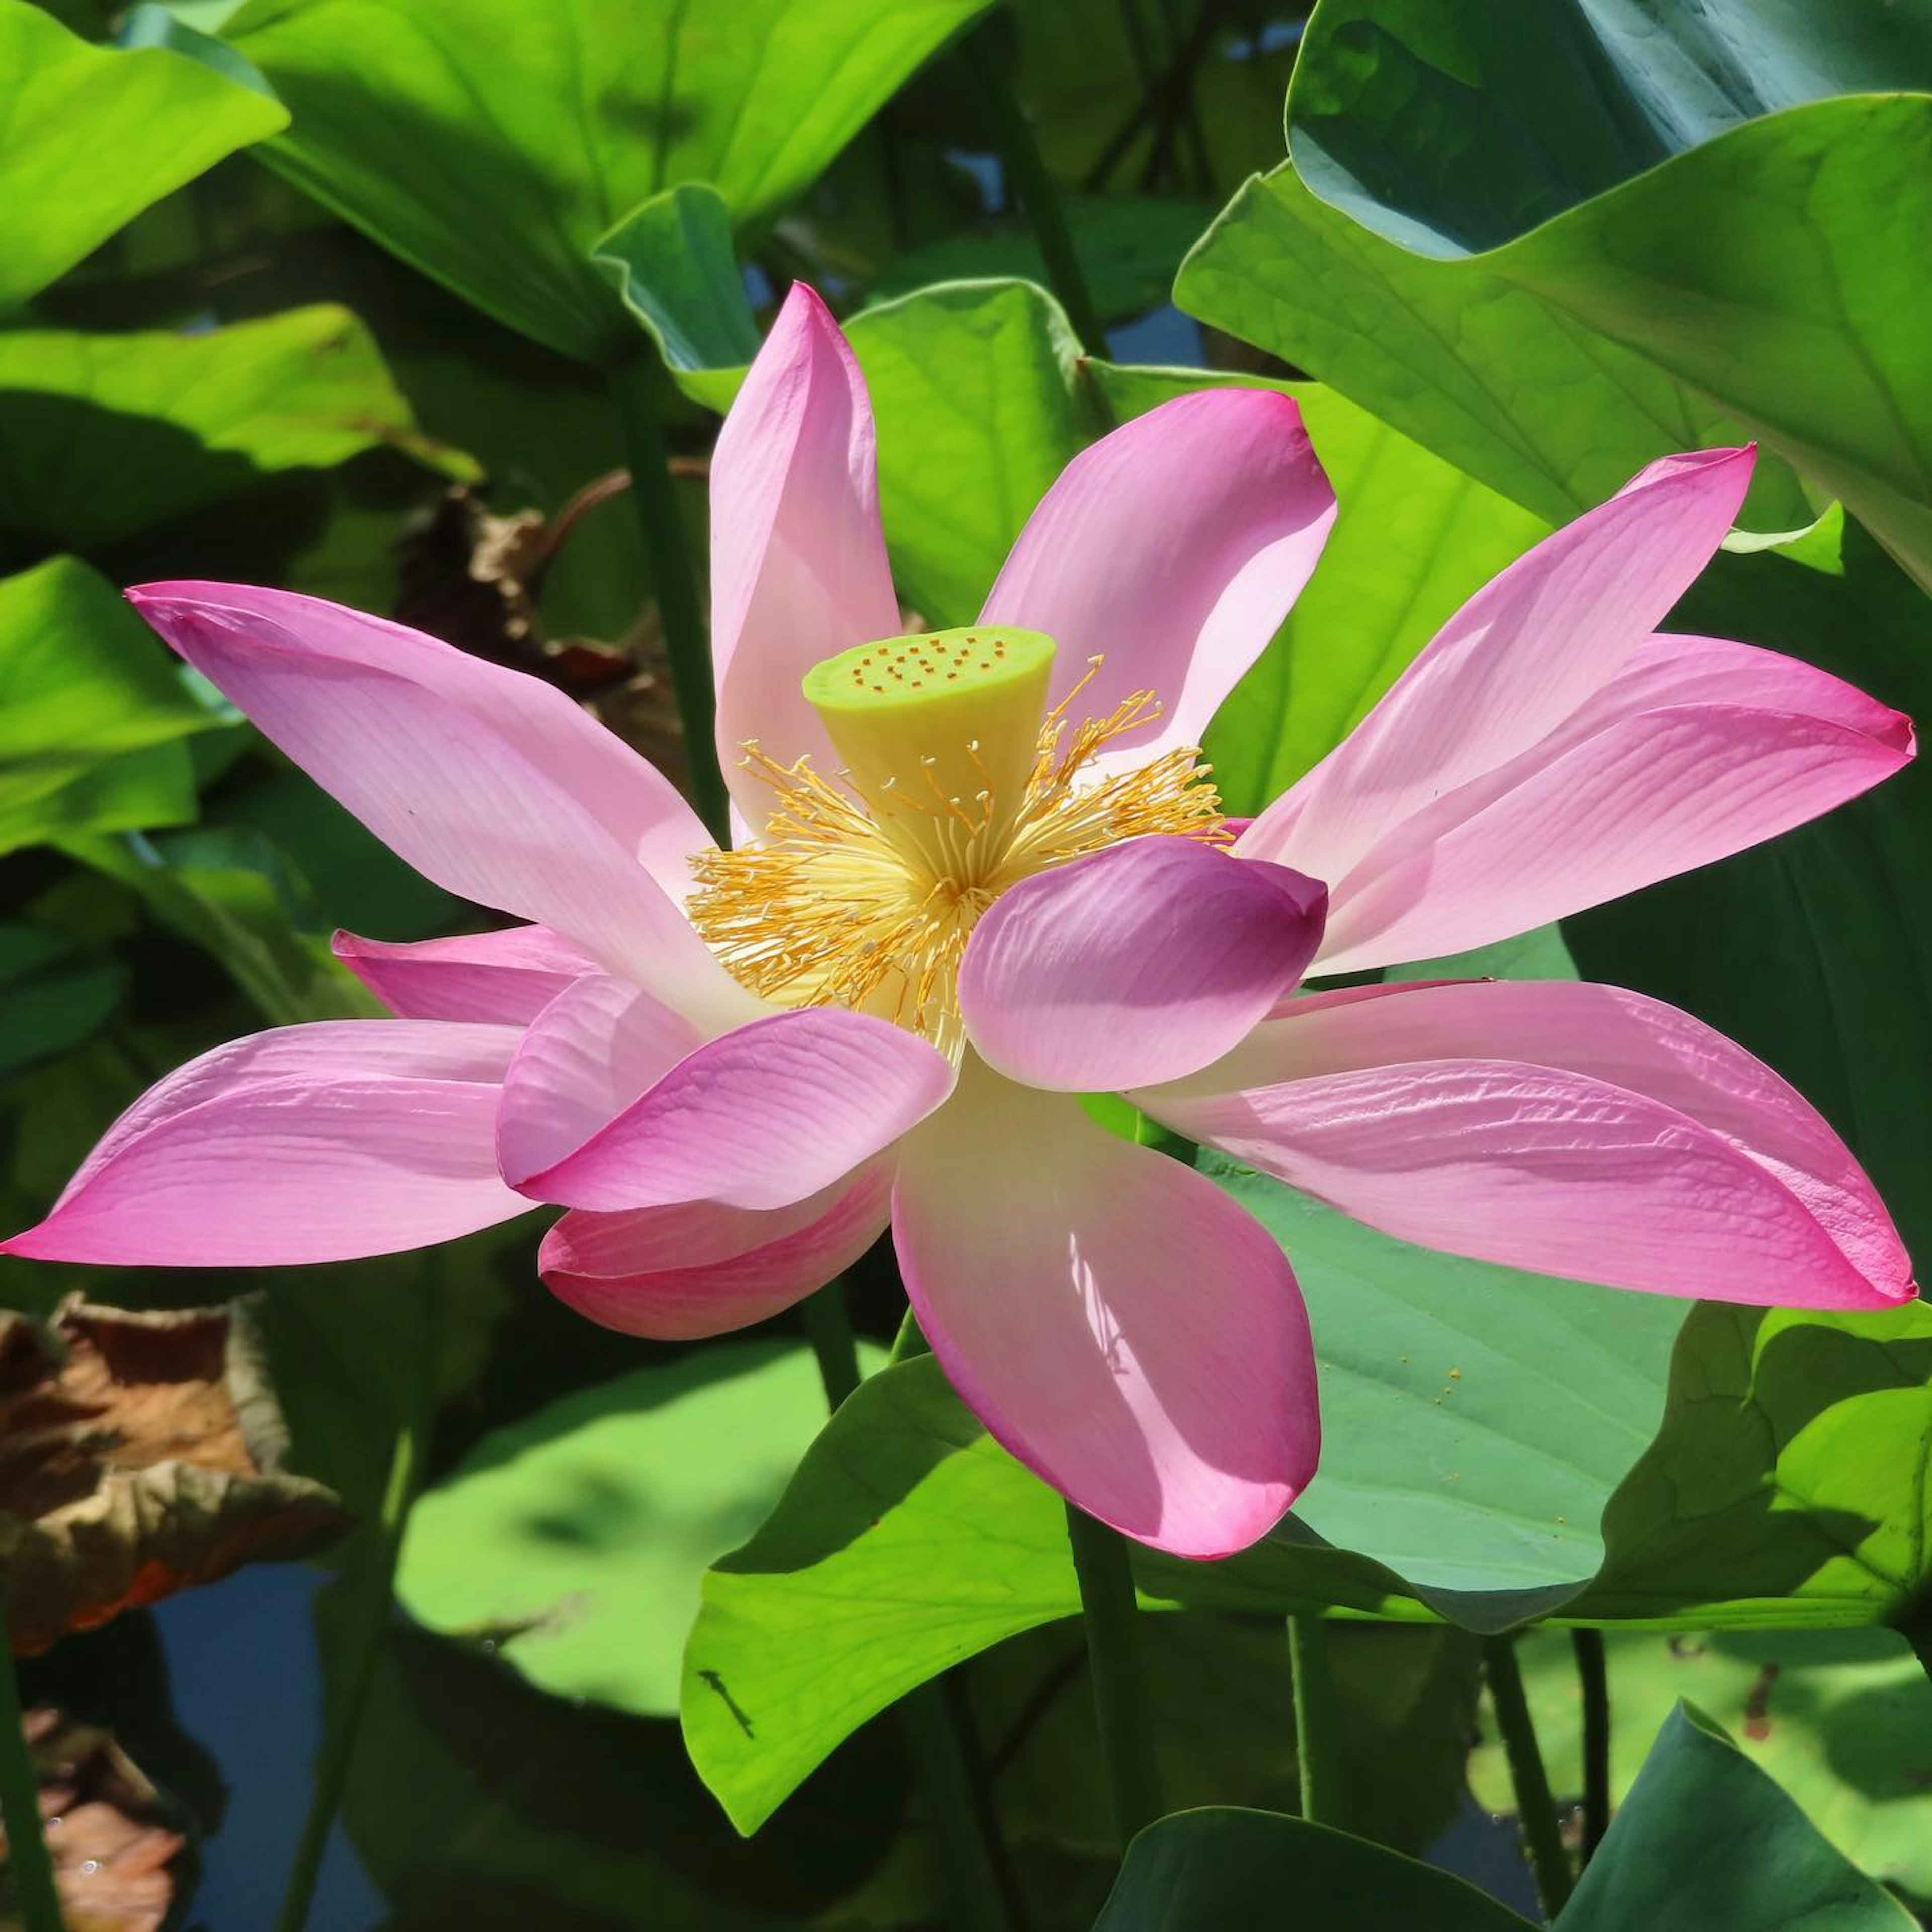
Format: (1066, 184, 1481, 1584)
(709, 285, 900, 825)
(333, 924, 599, 1024)
(516, 1008, 955, 1213)
(129, 583, 748, 1025)
(981, 389, 1334, 762)
(958, 837, 1327, 1090)
(496, 974, 707, 1189)
(540, 1162, 893, 1341)
(892, 1060, 1318, 1557)
(1241, 447, 1756, 889)
(1, 1023, 529, 1266)
(1307, 634, 1915, 972)
(1136, 980, 1913, 1309)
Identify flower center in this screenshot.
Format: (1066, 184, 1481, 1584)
(687, 626, 1226, 1052)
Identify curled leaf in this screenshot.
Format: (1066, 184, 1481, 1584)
(0, 1296, 347, 1655)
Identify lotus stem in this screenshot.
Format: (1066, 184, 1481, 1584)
(1287, 1611, 1342, 1825)
(1483, 1633, 1573, 1917)
(1572, 1629, 1610, 1863)
(606, 349, 732, 846)
(0, 1580, 65, 1932)
(959, 24, 1106, 357)
(1064, 1503, 1163, 1847)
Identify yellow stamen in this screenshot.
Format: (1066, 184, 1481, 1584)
(687, 633, 1226, 1055)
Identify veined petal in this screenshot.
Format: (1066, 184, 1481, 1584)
(516, 1008, 955, 1214)
(1136, 980, 1912, 1309)
(980, 389, 1334, 763)
(540, 1161, 892, 1341)
(1241, 447, 1755, 886)
(710, 284, 900, 825)
(958, 837, 1327, 1091)
(1310, 637, 1913, 971)
(496, 974, 707, 1190)
(130, 583, 750, 1029)
(333, 923, 599, 1025)
(1, 1022, 528, 1266)
(893, 1057, 1319, 1558)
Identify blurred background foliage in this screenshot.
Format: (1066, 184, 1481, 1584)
(3, 1, 1930, 1927)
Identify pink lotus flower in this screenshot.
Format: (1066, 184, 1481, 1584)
(5, 288, 1915, 1559)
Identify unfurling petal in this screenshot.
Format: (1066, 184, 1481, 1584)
(1135, 980, 1913, 1309)
(514, 1008, 956, 1214)
(333, 924, 599, 1025)
(893, 1058, 1319, 1558)
(981, 389, 1335, 764)
(1, 1023, 529, 1266)
(540, 1162, 893, 1341)
(958, 837, 1327, 1090)
(710, 284, 900, 825)
(1300, 635, 1914, 973)
(1241, 448, 1756, 891)
(129, 583, 750, 1028)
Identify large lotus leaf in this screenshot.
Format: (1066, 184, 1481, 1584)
(1090, 1807, 1534, 1932)
(1183, 1, 1932, 582)
(0, 557, 218, 854)
(1470, 1628, 1932, 1904)
(1288, 0, 1932, 255)
(0, 924, 126, 1081)
(224, 0, 992, 361)
(0, 306, 473, 559)
(395, 1339, 883, 1719)
(1556, 1705, 1914, 1930)
(0, 0, 287, 313)
(0, 1297, 346, 1654)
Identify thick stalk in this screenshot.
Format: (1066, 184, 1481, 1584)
(605, 350, 731, 845)
(1287, 1612, 1342, 1826)
(274, 1280, 437, 1932)
(958, 25, 1106, 357)
(1064, 1504, 1162, 1846)
(0, 1580, 64, 1932)
(1571, 1629, 1609, 1864)
(805, 1279, 1007, 1928)
(1483, 1635, 1573, 1918)
(801, 1279, 863, 1409)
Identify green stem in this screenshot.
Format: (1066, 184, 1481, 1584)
(803, 1280, 1007, 1928)
(1571, 1629, 1609, 1864)
(606, 350, 731, 846)
(1483, 1635, 1573, 1919)
(959, 23, 1106, 357)
(1287, 1613, 1342, 1827)
(889, 1306, 932, 1365)
(0, 1580, 65, 1932)
(1064, 1504, 1162, 1847)
(801, 1279, 863, 1409)
(274, 1281, 437, 1932)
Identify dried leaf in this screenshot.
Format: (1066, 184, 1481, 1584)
(3, 1709, 186, 1932)
(0, 1297, 346, 1655)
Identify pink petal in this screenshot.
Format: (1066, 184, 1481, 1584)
(540, 1161, 892, 1341)
(980, 389, 1335, 762)
(514, 1008, 955, 1213)
(129, 583, 749, 1027)
(1307, 635, 1914, 971)
(1241, 448, 1755, 888)
(958, 837, 1327, 1090)
(892, 1058, 1319, 1558)
(496, 974, 706, 1188)
(709, 285, 900, 827)
(332, 924, 599, 1024)
(1136, 980, 1912, 1308)
(1, 1022, 529, 1266)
